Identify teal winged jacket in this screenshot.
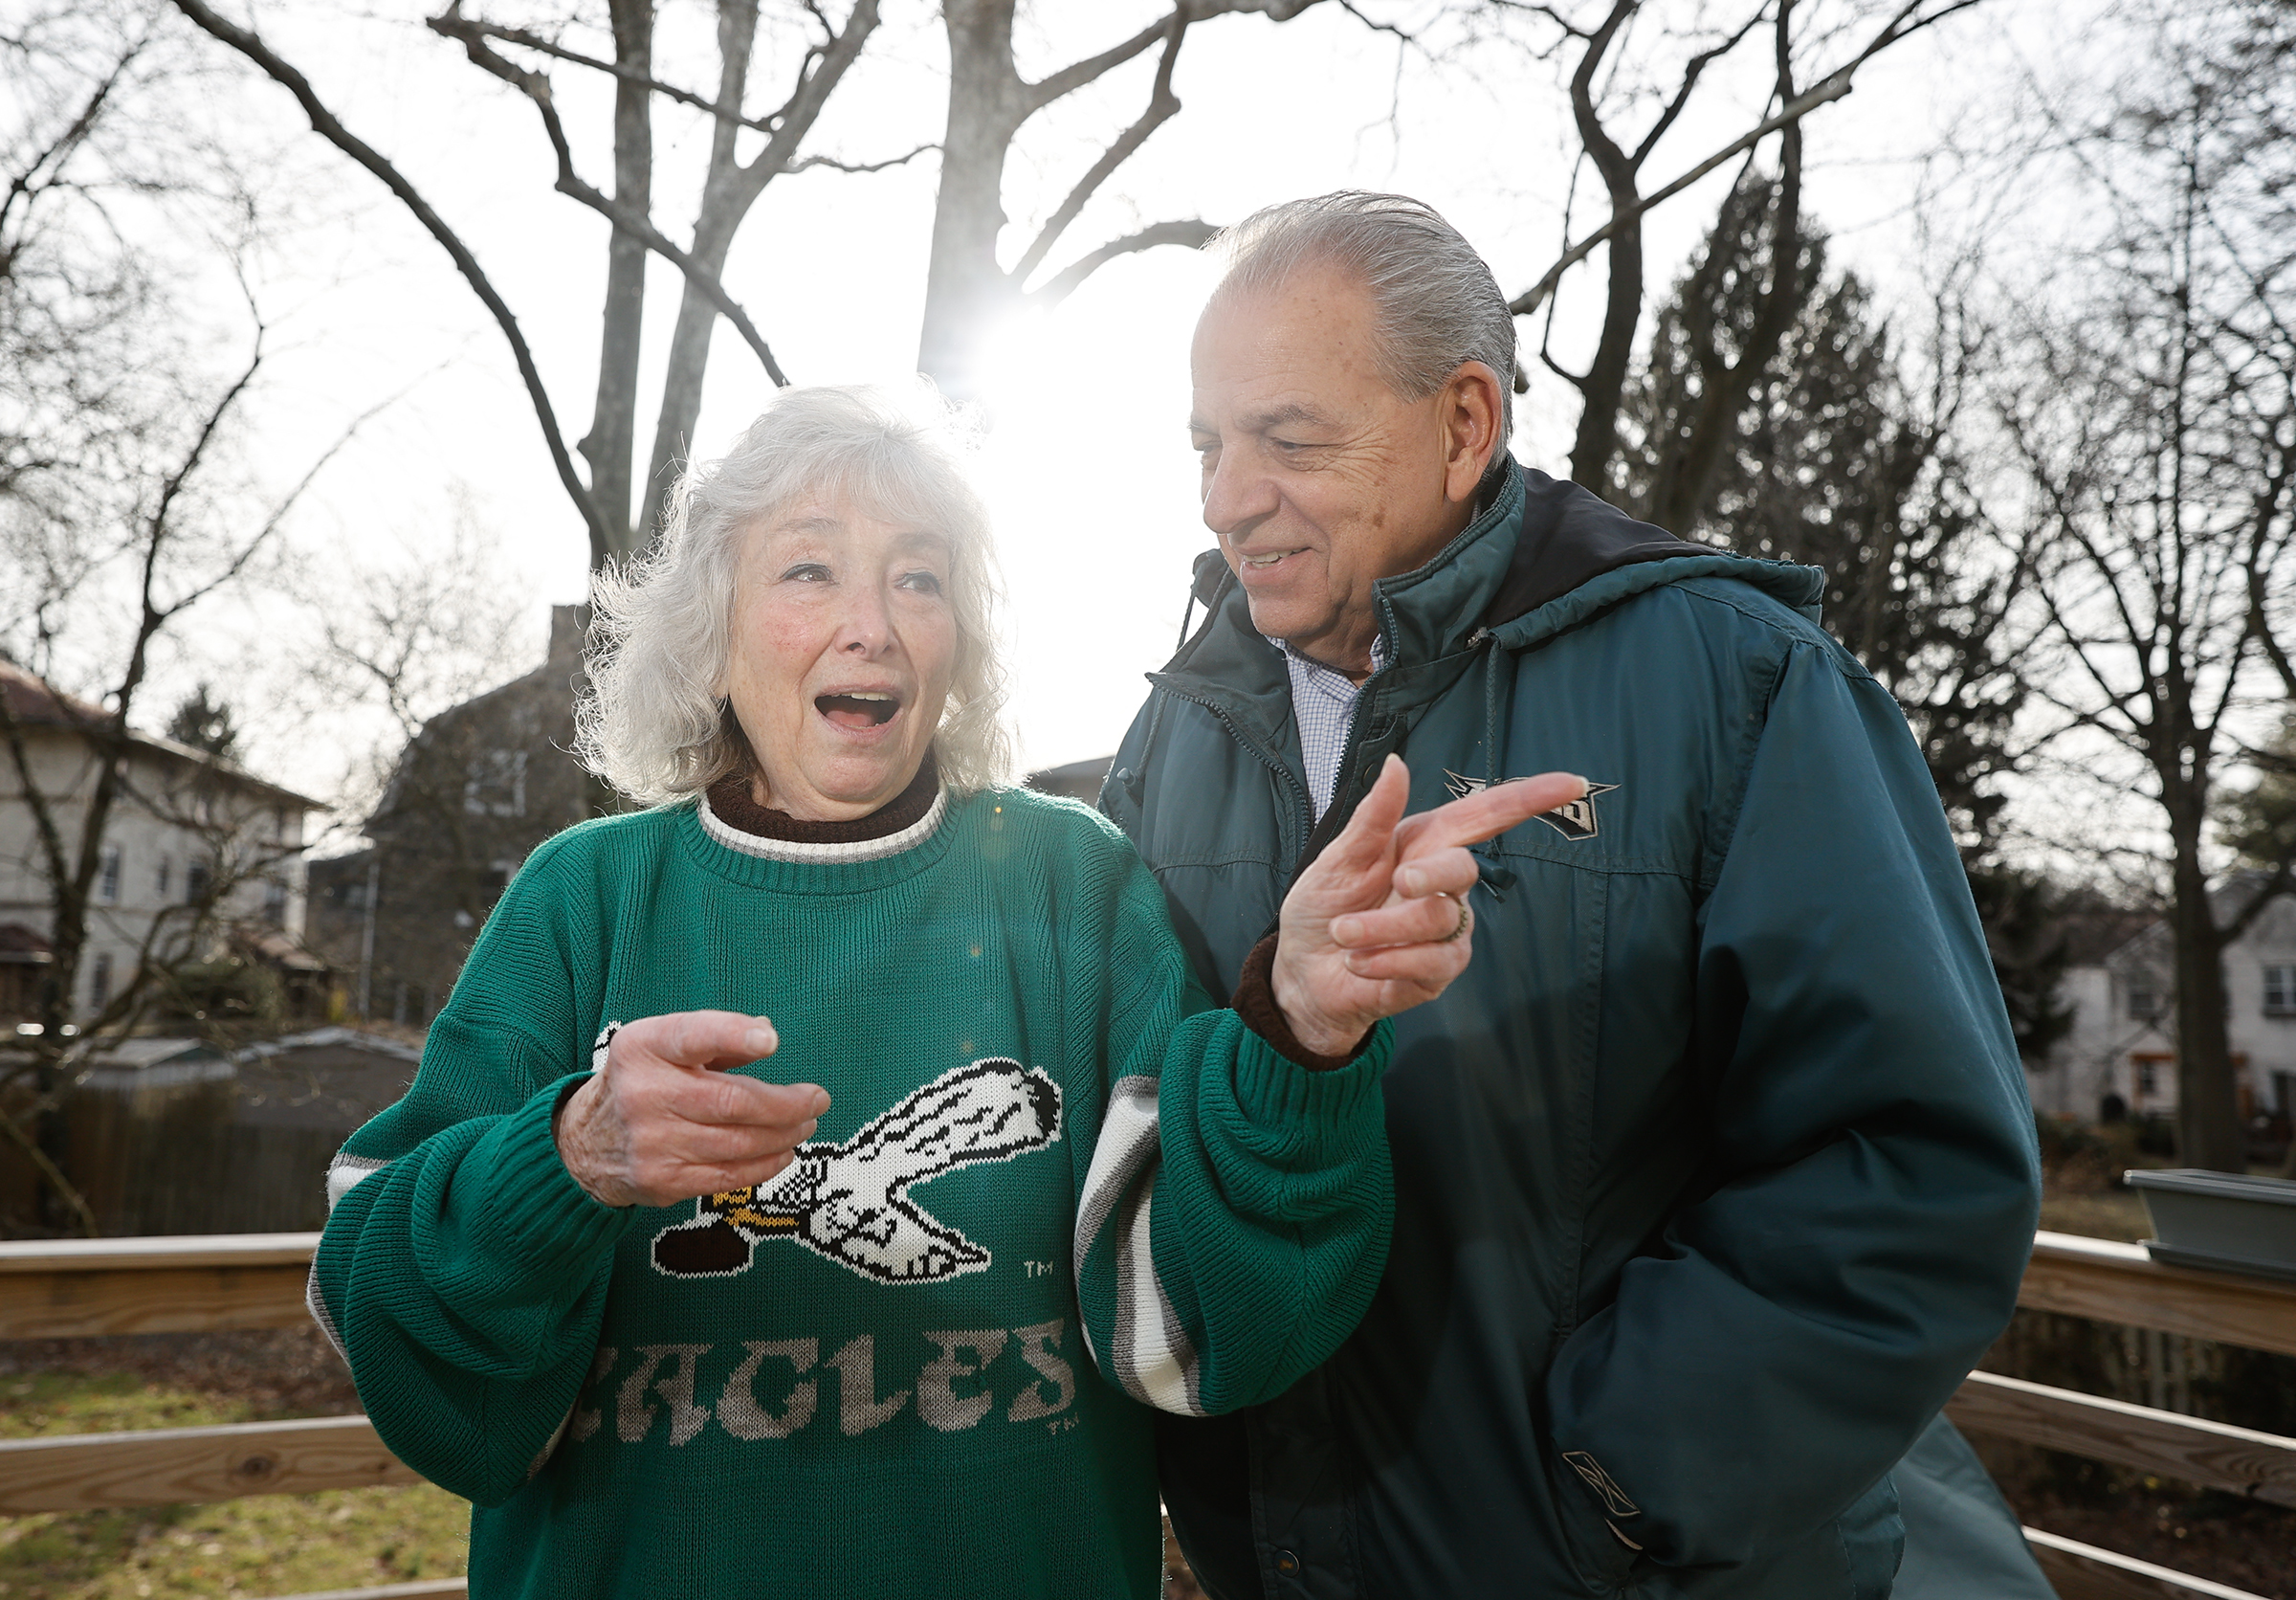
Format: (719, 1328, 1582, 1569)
(1106, 459, 2043, 1599)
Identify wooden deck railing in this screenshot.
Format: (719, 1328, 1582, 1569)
(0, 1232, 455, 1600)
(4, 1228, 2294, 1600)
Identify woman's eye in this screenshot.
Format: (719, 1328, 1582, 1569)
(781, 563, 831, 584)
(897, 569, 945, 596)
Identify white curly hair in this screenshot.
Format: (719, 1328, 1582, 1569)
(577, 385, 1013, 804)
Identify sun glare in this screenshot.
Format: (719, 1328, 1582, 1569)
(968, 262, 1220, 778)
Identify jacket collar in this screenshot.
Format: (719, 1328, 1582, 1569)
(1151, 457, 1829, 746)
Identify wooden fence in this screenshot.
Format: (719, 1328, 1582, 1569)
(3, 1228, 2294, 1600)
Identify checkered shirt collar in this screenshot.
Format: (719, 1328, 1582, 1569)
(1282, 633, 1386, 820)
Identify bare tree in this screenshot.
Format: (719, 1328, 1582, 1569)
(1495, 0, 1990, 491)
(292, 489, 541, 815)
(0, 336, 365, 1231)
(1992, 0, 2296, 1169)
(173, 0, 1350, 560)
(170, 0, 896, 567)
(0, 1, 376, 1230)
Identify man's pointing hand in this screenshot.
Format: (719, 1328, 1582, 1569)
(1273, 756, 1588, 1058)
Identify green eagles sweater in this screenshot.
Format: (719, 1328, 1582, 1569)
(309, 785, 1393, 1600)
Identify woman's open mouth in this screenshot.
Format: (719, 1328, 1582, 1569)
(815, 691, 901, 730)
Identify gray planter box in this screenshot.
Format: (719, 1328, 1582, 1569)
(2126, 1169, 2296, 1282)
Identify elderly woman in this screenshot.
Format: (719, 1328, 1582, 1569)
(310, 387, 1579, 1600)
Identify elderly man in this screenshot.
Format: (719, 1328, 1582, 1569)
(1101, 192, 2046, 1598)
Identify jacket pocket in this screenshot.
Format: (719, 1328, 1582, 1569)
(1835, 1473, 1905, 1600)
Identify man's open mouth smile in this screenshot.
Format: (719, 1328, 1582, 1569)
(1241, 548, 1305, 571)
(815, 690, 902, 730)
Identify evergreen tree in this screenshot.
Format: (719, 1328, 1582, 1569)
(2226, 715, 2296, 881)
(166, 683, 240, 762)
(1615, 171, 2027, 856)
(1618, 174, 2064, 1055)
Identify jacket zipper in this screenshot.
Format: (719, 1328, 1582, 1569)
(1148, 678, 1315, 871)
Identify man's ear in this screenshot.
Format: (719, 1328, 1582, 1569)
(1441, 361, 1506, 505)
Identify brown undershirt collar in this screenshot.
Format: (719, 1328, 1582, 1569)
(704, 750, 940, 843)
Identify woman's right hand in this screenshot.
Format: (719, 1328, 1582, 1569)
(553, 1011, 829, 1208)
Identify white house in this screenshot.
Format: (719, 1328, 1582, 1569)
(0, 661, 323, 1023)
(2031, 878, 2296, 1128)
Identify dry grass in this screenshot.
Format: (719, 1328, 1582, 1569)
(0, 1332, 468, 1600)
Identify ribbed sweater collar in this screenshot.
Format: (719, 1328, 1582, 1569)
(695, 751, 946, 874)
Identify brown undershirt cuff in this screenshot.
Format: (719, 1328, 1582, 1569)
(1231, 932, 1373, 1074)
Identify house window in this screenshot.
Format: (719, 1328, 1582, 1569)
(98, 846, 121, 903)
(464, 749, 529, 818)
(186, 859, 211, 905)
(262, 877, 288, 925)
(2127, 972, 2165, 1020)
(2265, 964, 2296, 1016)
(2137, 1059, 2158, 1094)
(156, 856, 172, 898)
(88, 951, 112, 1011)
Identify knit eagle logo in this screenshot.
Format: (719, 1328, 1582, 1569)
(648, 1055, 1064, 1284)
(1445, 771, 1621, 840)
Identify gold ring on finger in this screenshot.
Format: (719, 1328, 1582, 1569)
(1441, 895, 1470, 944)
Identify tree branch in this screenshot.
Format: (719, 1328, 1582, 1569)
(1512, 64, 1854, 319)
(1630, 9, 1764, 168)
(788, 142, 936, 175)
(1, 33, 146, 243)
(1510, 0, 1994, 321)
(1031, 218, 1219, 307)
(1013, 10, 1186, 287)
(166, 0, 610, 564)
(738, 0, 882, 194)
(427, 5, 784, 136)
(1022, 0, 1322, 115)
(431, 16, 791, 386)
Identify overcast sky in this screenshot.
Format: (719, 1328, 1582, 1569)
(93, 0, 2088, 811)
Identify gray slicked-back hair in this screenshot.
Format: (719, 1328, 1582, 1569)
(1212, 191, 1516, 440)
(577, 385, 1013, 805)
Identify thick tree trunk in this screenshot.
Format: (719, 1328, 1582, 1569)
(637, 0, 881, 548)
(1645, 132, 1805, 535)
(575, 0, 655, 559)
(2165, 789, 2246, 1170)
(32, 919, 78, 1233)
(1567, 211, 1644, 493)
(917, 0, 1026, 397)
